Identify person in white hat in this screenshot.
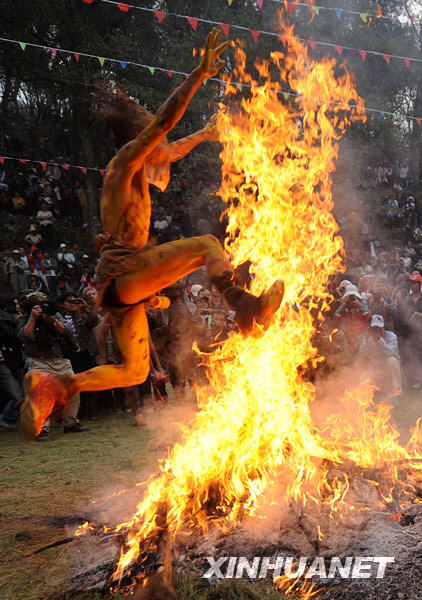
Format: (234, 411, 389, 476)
(335, 284, 371, 352)
(359, 314, 402, 396)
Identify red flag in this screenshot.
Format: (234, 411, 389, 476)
(40, 161, 47, 170)
(99, 169, 105, 176)
(308, 39, 317, 50)
(166, 70, 173, 78)
(80, 167, 87, 175)
(334, 45, 343, 55)
(187, 17, 198, 31)
(61, 164, 69, 170)
(417, 118, 422, 127)
(118, 3, 130, 11)
(19, 158, 27, 165)
(250, 30, 261, 42)
(286, 2, 295, 16)
(0, 157, 4, 165)
(359, 50, 367, 61)
(82, 0, 95, 3)
(403, 57, 411, 68)
(74, 52, 80, 62)
(382, 54, 391, 63)
(219, 23, 230, 37)
(154, 10, 165, 24)
(184, 73, 189, 80)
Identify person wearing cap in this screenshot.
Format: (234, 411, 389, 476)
(335, 285, 371, 353)
(394, 273, 422, 388)
(4, 250, 28, 295)
(24, 225, 43, 250)
(359, 314, 402, 396)
(36, 199, 55, 248)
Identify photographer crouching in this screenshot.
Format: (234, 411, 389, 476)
(18, 292, 82, 441)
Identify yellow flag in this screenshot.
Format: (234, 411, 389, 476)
(360, 13, 368, 22)
(98, 57, 105, 67)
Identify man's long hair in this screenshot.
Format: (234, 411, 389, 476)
(96, 84, 167, 149)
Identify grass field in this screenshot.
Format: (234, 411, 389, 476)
(0, 390, 420, 600)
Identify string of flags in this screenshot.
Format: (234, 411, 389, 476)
(0, 155, 105, 175)
(78, 0, 422, 71)
(2, 35, 422, 125)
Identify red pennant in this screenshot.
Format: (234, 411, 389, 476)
(187, 17, 198, 31)
(50, 48, 57, 57)
(250, 30, 261, 42)
(184, 73, 189, 80)
(403, 57, 411, 68)
(61, 164, 69, 170)
(82, 0, 95, 3)
(166, 70, 173, 78)
(278, 35, 287, 48)
(40, 161, 47, 170)
(154, 10, 165, 24)
(308, 39, 317, 50)
(99, 169, 105, 176)
(0, 157, 4, 165)
(219, 23, 230, 37)
(334, 45, 343, 55)
(19, 158, 27, 165)
(359, 50, 367, 61)
(286, 2, 295, 16)
(80, 167, 87, 175)
(382, 54, 391, 63)
(118, 3, 130, 11)
(74, 52, 80, 62)
(417, 118, 422, 127)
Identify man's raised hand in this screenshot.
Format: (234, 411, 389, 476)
(199, 28, 228, 79)
(203, 113, 219, 141)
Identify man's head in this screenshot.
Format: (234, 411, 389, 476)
(59, 293, 83, 314)
(370, 314, 384, 340)
(409, 273, 422, 294)
(60, 243, 67, 252)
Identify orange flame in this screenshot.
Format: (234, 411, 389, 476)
(109, 24, 421, 580)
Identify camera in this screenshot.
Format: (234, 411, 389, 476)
(41, 302, 57, 317)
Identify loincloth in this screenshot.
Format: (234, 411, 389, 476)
(95, 233, 149, 312)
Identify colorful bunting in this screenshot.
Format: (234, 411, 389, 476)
(219, 23, 230, 38)
(335, 8, 343, 20)
(382, 54, 391, 63)
(278, 35, 287, 48)
(74, 52, 80, 61)
(250, 30, 261, 42)
(283, 93, 290, 101)
(286, 2, 295, 16)
(19, 42, 26, 51)
(380, 111, 385, 117)
(154, 10, 165, 24)
(19, 159, 27, 164)
(334, 45, 343, 55)
(314, 6, 320, 16)
(0, 155, 104, 174)
(98, 57, 105, 67)
(99, 169, 105, 176)
(80, 167, 87, 174)
(186, 17, 198, 31)
(359, 50, 367, 61)
(360, 13, 368, 23)
(117, 3, 130, 11)
(417, 119, 422, 127)
(228, 0, 233, 5)
(82, 0, 95, 3)
(61, 164, 69, 170)
(237, 83, 243, 91)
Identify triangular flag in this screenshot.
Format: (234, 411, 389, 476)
(228, 0, 233, 5)
(50, 48, 57, 57)
(308, 39, 317, 50)
(0, 157, 4, 165)
(118, 3, 130, 11)
(166, 70, 173, 78)
(359, 50, 367, 61)
(335, 8, 343, 20)
(187, 17, 198, 31)
(314, 6, 320, 16)
(98, 57, 105, 67)
(334, 45, 343, 55)
(99, 169, 105, 176)
(360, 13, 368, 23)
(61, 164, 69, 170)
(80, 167, 87, 175)
(184, 73, 189, 80)
(74, 52, 80, 62)
(19, 158, 27, 164)
(148, 66, 155, 75)
(219, 23, 230, 37)
(278, 35, 287, 48)
(380, 111, 385, 117)
(237, 83, 243, 91)
(19, 42, 26, 51)
(40, 161, 47, 170)
(250, 30, 261, 42)
(257, 0, 264, 8)
(283, 93, 290, 101)
(203, 78, 208, 86)
(83, 0, 95, 3)
(403, 57, 411, 68)
(417, 118, 421, 126)
(382, 54, 391, 63)
(154, 10, 165, 24)
(286, 2, 295, 16)
(120, 61, 127, 69)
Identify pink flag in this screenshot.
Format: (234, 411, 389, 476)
(286, 2, 295, 16)
(250, 30, 261, 42)
(382, 54, 391, 63)
(40, 161, 47, 170)
(99, 169, 105, 176)
(403, 57, 411, 68)
(80, 167, 87, 175)
(0, 157, 4, 165)
(257, 0, 264, 8)
(417, 118, 421, 127)
(359, 50, 367, 61)
(278, 35, 287, 47)
(74, 52, 80, 62)
(61, 164, 69, 171)
(50, 48, 57, 57)
(334, 45, 343, 55)
(82, 0, 95, 3)
(154, 10, 165, 24)
(166, 70, 173, 78)
(19, 158, 27, 164)
(219, 23, 230, 37)
(308, 39, 316, 50)
(187, 17, 198, 31)
(118, 3, 130, 11)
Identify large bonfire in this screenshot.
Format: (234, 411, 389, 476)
(79, 21, 422, 587)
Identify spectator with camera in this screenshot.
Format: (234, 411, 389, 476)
(19, 292, 83, 440)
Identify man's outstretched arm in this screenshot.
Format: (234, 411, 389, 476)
(168, 114, 219, 163)
(113, 29, 227, 172)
